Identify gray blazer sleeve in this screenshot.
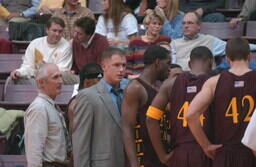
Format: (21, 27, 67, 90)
(72, 91, 94, 167)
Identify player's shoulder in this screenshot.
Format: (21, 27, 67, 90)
(125, 79, 145, 95)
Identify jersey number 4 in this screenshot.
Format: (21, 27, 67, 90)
(177, 101, 205, 127)
(225, 95, 254, 124)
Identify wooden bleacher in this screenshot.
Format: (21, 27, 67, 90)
(200, 22, 245, 40)
(0, 155, 27, 167)
(0, 54, 23, 80)
(244, 21, 256, 43)
(0, 26, 9, 40)
(0, 84, 74, 111)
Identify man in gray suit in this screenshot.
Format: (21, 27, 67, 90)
(72, 47, 128, 167)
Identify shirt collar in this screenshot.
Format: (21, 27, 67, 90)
(82, 33, 95, 48)
(61, 4, 82, 15)
(183, 33, 199, 40)
(38, 93, 55, 106)
(100, 79, 125, 93)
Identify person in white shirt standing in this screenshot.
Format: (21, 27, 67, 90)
(10, 17, 77, 84)
(242, 108, 256, 156)
(24, 63, 71, 167)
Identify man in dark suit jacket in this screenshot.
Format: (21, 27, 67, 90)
(72, 47, 128, 167)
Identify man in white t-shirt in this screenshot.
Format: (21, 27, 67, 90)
(242, 108, 256, 156)
(10, 17, 77, 84)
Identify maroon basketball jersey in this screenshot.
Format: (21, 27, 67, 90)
(211, 70, 256, 145)
(135, 78, 165, 167)
(169, 72, 211, 148)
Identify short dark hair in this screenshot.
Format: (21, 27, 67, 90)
(144, 45, 169, 66)
(190, 46, 213, 61)
(74, 17, 96, 35)
(46, 16, 65, 29)
(226, 37, 250, 61)
(79, 62, 103, 89)
(101, 47, 126, 62)
(170, 63, 182, 69)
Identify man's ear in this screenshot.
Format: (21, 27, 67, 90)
(188, 60, 192, 69)
(37, 78, 45, 89)
(154, 59, 161, 69)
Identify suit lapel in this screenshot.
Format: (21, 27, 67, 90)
(96, 82, 122, 129)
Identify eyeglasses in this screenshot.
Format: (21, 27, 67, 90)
(182, 21, 197, 25)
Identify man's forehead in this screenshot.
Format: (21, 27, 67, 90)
(184, 13, 197, 21)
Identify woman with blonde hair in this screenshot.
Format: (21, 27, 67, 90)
(127, 9, 170, 77)
(95, 0, 138, 48)
(156, 0, 183, 39)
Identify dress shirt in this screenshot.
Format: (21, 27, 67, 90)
(22, 0, 40, 17)
(242, 108, 256, 151)
(24, 93, 68, 167)
(100, 79, 129, 112)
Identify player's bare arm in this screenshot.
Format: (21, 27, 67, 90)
(122, 80, 147, 167)
(186, 75, 222, 159)
(146, 78, 175, 164)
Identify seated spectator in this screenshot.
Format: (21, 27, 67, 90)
(68, 62, 103, 133)
(52, 0, 95, 40)
(171, 12, 256, 71)
(72, 17, 109, 74)
(229, 0, 256, 28)
(38, 0, 86, 14)
(95, 0, 138, 49)
(156, 0, 184, 39)
(127, 9, 170, 76)
(10, 17, 77, 84)
(0, 0, 39, 26)
(179, 0, 225, 22)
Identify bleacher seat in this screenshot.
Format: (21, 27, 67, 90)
(0, 84, 73, 111)
(0, 136, 6, 154)
(216, 0, 243, 19)
(200, 22, 245, 40)
(0, 155, 27, 167)
(0, 80, 5, 101)
(244, 21, 256, 43)
(0, 54, 23, 80)
(0, 26, 9, 40)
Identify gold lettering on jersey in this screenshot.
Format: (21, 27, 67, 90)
(225, 95, 255, 123)
(187, 86, 197, 93)
(177, 101, 205, 127)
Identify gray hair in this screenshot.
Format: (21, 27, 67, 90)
(35, 63, 57, 81)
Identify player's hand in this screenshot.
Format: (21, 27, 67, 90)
(10, 71, 21, 80)
(229, 18, 242, 28)
(160, 151, 173, 165)
(203, 144, 222, 159)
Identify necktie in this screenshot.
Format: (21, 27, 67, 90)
(55, 104, 72, 158)
(111, 88, 123, 114)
